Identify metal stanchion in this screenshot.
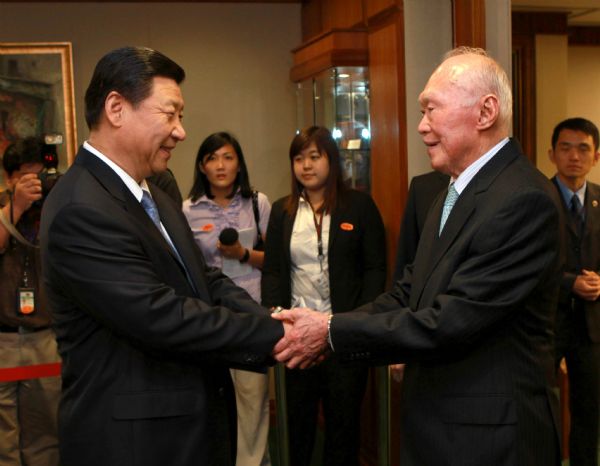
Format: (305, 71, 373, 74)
(377, 365, 391, 466)
(274, 363, 290, 466)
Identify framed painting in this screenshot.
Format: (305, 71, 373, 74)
(0, 42, 77, 188)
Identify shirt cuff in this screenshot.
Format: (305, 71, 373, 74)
(327, 314, 334, 352)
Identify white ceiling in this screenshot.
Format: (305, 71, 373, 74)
(512, 0, 600, 26)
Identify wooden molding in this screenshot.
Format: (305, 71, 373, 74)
(511, 34, 536, 164)
(511, 11, 568, 36)
(365, 0, 398, 22)
(290, 29, 368, 82)
(568, 26, 600, 46)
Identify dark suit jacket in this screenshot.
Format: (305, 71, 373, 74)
(330, 140, 563, 466)
(261, 189, 386, 314)
(552, 177, 600, 343)
(392, 170, 450, 283)
(40, 148, 283, 466)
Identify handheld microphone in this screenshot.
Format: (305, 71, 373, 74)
(219, 227, 239, 246)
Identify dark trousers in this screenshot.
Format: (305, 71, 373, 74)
(285, 358, 368, 466)
(555, 306, 600, 466)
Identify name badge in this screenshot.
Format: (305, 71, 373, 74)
(17, 287, 36, 315)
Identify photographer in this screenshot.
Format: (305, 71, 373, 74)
(0, 137, 60, 466)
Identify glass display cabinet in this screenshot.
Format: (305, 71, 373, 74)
(295, 66, 371, 192)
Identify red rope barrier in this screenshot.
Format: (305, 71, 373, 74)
(0, 363, 62, 382)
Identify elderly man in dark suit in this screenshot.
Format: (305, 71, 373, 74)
(549, 117, 600, 466)
(40, 46, 283, 466)
(273, 47, 564, 466)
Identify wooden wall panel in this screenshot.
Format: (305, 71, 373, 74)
(365, 0, 397, 20)
(301, 0, 323, 41)
(368, 17, 407, 287)
(452, 0, 486, 48)
(322, 0, 365, 30)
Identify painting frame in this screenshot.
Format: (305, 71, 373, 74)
(0, 42, 77, 175)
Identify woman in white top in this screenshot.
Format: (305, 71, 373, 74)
(262, 126, 386, 466)
(182, 132, 271, 466)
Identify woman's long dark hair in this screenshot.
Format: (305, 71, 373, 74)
(188, 132, 252, 202)
(285, 126, 346, 216)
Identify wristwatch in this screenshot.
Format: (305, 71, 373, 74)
(239, 248, 250, 263)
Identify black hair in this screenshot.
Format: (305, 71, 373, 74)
(188, 132, 252, 202)
(2, 137, 55, 176)
(84, 46, 185, 129)
(285, 126, 346, 215)
(551, 117, 599, 152)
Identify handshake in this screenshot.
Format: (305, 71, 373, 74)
(271, 307, 332, 369)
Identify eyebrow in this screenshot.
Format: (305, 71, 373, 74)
(558, 141, 592, 148)
(162, 98, 184, 110)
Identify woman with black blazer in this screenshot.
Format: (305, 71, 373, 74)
(262, 126, 386, 466)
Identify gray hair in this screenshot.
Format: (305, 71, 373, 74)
(443, 47, 512, 132)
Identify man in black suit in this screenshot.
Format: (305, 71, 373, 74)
(549, 117, 600, 466)
(273, 47, 563, 466)
(392, 170, 449, 283)
(40, 46, 283, 466)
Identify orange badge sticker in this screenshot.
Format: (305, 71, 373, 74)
(340, 222, 354, 231)
(201, 224, 214, 232)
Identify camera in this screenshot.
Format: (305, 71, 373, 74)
(32, 135, 62, 207)
(38, 149, 61, 200)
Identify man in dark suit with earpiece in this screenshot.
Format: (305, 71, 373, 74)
(549, 117, 600, 466)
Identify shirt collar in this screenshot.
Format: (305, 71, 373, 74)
(188, 188, 242, 207)
(452, 137, 510, 195)
(84, 141, 148, 201)
(554, 175, 586, 208)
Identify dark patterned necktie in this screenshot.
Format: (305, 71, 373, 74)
(570, 194, 584, 236)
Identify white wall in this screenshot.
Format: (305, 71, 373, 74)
(568, 46, 600, 185)
(403, 0, 453, 180)
(0, 2, 300, 201)
(486, 0, 512, 81)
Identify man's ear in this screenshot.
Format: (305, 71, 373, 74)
(593, 150, 600, 166)
(104, 91, 126, 128)
(475, 94, 499, 130)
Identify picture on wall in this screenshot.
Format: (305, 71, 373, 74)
(0, 42, 77, 188)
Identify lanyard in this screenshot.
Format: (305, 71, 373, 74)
(310, 206, 325, 271)
(303, 193, 326, 270)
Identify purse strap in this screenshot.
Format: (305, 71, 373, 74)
(251, 191, 263, 246)
(0, 208, 38, 249)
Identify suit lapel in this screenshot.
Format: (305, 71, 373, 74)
(328, 204, 341, 256)
(78, 148, 199, 295)
(76, 148, 128, 205)
(78, 148, 166, 248)
(151, 187, 207, 297)
(583, 183, 600, 241)
(411, 140, 520, 304)
(551, 177, 580, 239)
(283, 209, 296, 271)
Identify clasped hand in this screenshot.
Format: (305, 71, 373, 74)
(573, 269, 600, 301)
(271, 308, 330, 369)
